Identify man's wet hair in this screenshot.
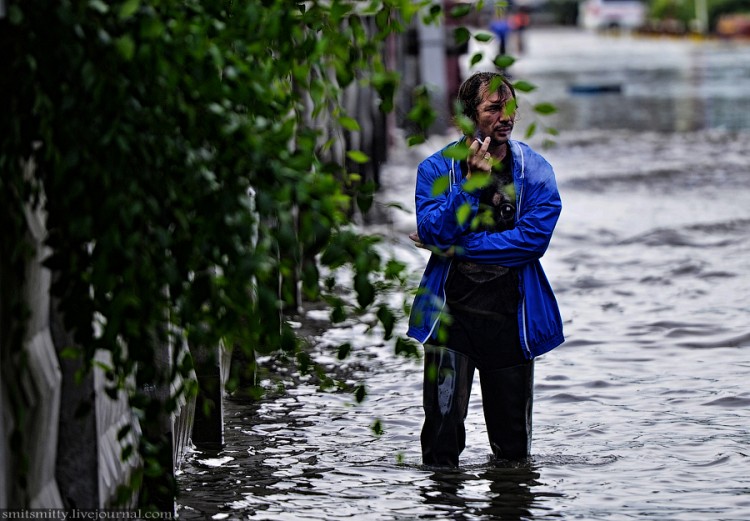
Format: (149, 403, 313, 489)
(457, 72, 516, 123)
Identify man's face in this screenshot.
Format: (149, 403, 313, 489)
(475, 86, 516, 146)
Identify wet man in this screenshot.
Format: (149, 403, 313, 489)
(407, 71, 564, 466)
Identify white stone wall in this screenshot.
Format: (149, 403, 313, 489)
(0, 169, 196, 508)
(21, 179, 63, 509)
(93, 349, 140, 508)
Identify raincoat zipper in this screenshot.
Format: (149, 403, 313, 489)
(423, 156, 460, 342)
(513, 142, 532, 359)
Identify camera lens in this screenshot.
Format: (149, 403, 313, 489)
(499, 203, 514, 221)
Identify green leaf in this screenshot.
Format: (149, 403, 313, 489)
(377, 305, 395, 340)
(115, 35, 135, 60)
(8, 5, 23, 24)
(470, 52, 483, 67)
(354, 384, 367, 403)
(121, 444, 134, 461)
(119, 0, 141, 19)
(354, 272, 374, 308)
(346, 150, 370, 164)
(395, 337, 420, 359)
(504, 98, 517, 118)
(449, 4, 472, 18)
(339, 116, 360, 131)
(534, 102, 558, 115)
(357, 192, 373, 214)
(331, 300, 347, 323)
(423, 4, 442, 24)
(407, 134, 426, 146)
(117, 425, 132, 441)
(454, 114, 476, 136)
(442, 144, 470, 161)
(375, 7, 390, 31)
(371, 419, 384, 436)
(463, 172, 491, 192)
(140, 17, 165, 39)
(88, 0, 109, 14)
(513, 80, 536, 93)
(454, 27, 471, 45)
(337, 343, 352, 360)
(456, 202, 472, 226)
(296, 351, 312, 375)
(474, 32, 493, 43)
(430, 175, 450, 196)
(59, 347, 81, 360)
(384, 259, 406, 280)
(525, 121, 537, 139)
(494, 55, 516, 69)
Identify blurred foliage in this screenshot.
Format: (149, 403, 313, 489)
(649, 0, 700, 29)
(648, 0, 750, 30)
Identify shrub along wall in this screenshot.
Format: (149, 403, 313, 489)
(0, 0, 432, 511)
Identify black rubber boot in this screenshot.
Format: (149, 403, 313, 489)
(421, 347, 475, 466)
(480, 360, 534, 461)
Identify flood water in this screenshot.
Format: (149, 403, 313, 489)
(177, 29, 750, 520)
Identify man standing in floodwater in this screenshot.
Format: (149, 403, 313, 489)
(407, 71, 564, 466)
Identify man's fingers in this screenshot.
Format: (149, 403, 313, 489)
(470, 136, 490, 161)
(409, 231, 427, 250)
(478, 136, 490, 156)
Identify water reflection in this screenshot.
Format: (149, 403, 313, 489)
(420, 463, 549, 520)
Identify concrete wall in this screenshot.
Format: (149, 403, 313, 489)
(22, 191, 63, 508)
(0, 168, 197, 510)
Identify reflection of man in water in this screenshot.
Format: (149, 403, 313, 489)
(407, 72, 564, 467)
(420, 465, 542, 518)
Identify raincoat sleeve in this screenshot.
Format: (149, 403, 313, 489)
(455, 160, 561, 267)
(415, 154, 480, 252)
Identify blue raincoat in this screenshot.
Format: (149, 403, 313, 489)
(407, 138, 564, 359)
